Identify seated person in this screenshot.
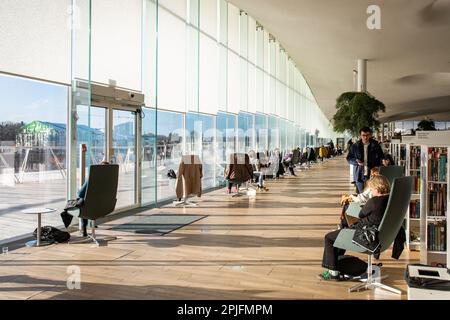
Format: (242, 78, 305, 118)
(282, 152, 296, 176)
(339, 167, 380, 228)
(60, 161, 110, 237)
(249, 150, 269, 191)
(382, 152, 394, 166)
(318, 175, 391, 281)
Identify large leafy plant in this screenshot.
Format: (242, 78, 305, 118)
(417, 118, 436, 131)
(332, 92, 385, 136)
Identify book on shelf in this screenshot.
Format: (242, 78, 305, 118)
(427, 222, 446, 251)
(409, 200, 420, 218)
(428, 184, 447, 216)
(411, 175, 420, 193)
(410, 146, 421, 170)
(428, 148, 447, 182)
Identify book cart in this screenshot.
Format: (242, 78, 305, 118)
(417, 131, 450, 267)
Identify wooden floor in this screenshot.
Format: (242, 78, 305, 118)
(0, 157, 418, 300)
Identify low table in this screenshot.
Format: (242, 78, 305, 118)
(21, 208, 56, 247)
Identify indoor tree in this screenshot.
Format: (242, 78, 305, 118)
(416, 118, 436, 131)
(332, 92, 385, 137)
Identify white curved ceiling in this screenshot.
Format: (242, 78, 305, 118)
(230, 0, 450, 122)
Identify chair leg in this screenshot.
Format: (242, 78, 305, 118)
(348, 255, 401, 295)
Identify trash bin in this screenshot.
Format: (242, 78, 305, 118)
(405, 264, 450, 300)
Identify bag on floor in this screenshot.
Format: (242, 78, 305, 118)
(336, 255, 368, 277)
(33, 226, 71, 243)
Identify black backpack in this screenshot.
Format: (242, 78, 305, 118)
(167, 169, 177, 179)
(33, 226, 71, 243)
(336, 255, 368, 277)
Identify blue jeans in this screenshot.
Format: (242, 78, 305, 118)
(355, 176, 368, 194)
(254, 172, 264, 186)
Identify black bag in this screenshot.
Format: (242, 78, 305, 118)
(336, 255, 368, 277)
(352, 224, 380, 253)
(33, 226, 71, 243)
(167, 169, 177, 179)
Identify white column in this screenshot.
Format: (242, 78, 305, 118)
(357, 59, 367, 92)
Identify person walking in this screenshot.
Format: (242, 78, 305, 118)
(346, 127, 385, 194)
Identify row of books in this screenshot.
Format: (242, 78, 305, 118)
(411, 175, 420, 193)
(427, 222, 446, 252)
(428, 184, 447, 216)
(409, 200, 420, 218)
(428, 148, 447, 182)
(410, 146, 421, 170)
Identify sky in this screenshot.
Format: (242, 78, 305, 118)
(0, 74, 68, 124)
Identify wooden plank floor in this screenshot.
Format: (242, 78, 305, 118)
(0, 157, 419, 300)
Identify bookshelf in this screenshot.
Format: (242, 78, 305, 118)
(418, 131, 450, 267)
(405, 142, 421, 251)
(390, 139, 406, 166)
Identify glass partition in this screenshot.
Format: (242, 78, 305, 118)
(0, 74, 68, 242)
(156, 110, 184, 201)
(216, 112, 236, 186)
(268, 115, 279, 152)
(255, 113, 268, 153)
(141, 107, 156, 205)
(186, 112, 215, 189)
(237, 112, 254, 153)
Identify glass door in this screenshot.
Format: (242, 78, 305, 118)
(111, 109, 137, 209)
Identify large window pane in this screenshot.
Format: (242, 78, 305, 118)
(255, 113, 268, 152)
(186, 113, 215, 190)
(0, 74, 68, 241)
(200, 0, 218, 39)
(142, 107, 156, 205)
(156, 110, 184, 201)
(112, 109, 136, 209)
(158, 8, 186, 112)
(199, 33, 219, 114)
(216, 112, 235, 185)
(238, 112, 254, 153)
(268, 115, 279, 151)
(91, 0, 142, 90)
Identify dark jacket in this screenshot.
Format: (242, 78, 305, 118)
(357, 195, 390, 228)
(347, 138, 384, 183)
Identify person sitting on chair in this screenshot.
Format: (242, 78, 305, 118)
(318, 175, 391, 281)
(339, 167, 381, 229)
(60, 161, 110, 237)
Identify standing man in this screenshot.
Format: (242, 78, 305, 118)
(346, 127, 385, 193)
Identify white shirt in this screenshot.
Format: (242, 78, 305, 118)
(363, 143, 369, 176)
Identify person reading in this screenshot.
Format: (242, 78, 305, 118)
(318, 175, 391, 281)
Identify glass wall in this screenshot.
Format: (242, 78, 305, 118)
(186, 112, 216, 190)
(112, 109, 137, 209)
(0, 0, 337, 242)
(394, 120, 450, 134)
(142, 107, 156, 205)
(255, 113, 268, 153)
(268, 116, 279, 151)
(216, 112, 236, 186)
(156, 110, 184, 201)
(0, 74, 68, 242)
(237, 112, 254, 153)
